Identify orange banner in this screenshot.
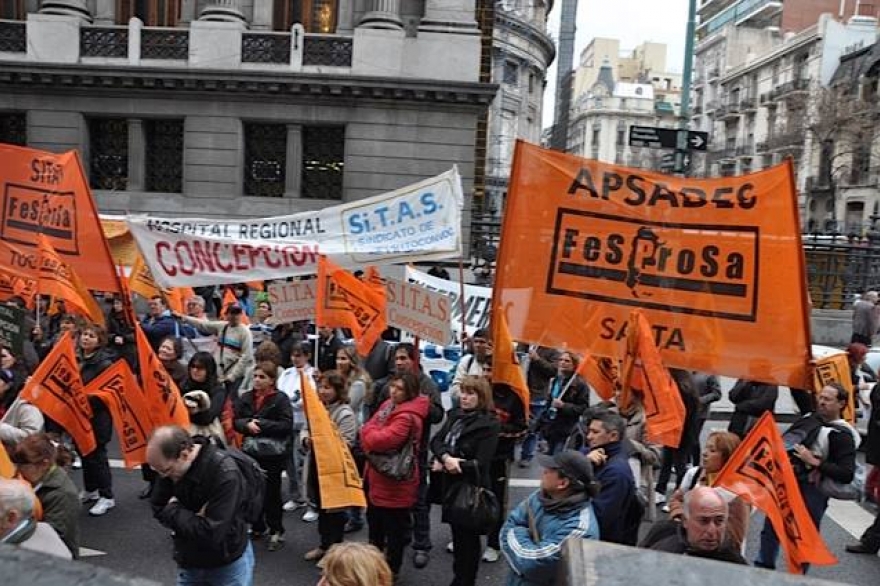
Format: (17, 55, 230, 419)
(493, 141, 811, 389)
(813, 354, 856, 424)
(37, 234, 105, 326)
(84, 360, 154, 468)
(316, 256, 386, 356)
(578, 353, 618, 402)
(0, 145, 120, 293)
(0, 267, 36, 307)
(0, 442, 14, 478)
(491, 311, 530, 417)
(20, 332, 96, 455)
(713, 412, 837, 573)
(135, 323, 190, 428)
(129, 254, 163, 301)
(302, 369, 366, 509)
(621, 310, 685, 448)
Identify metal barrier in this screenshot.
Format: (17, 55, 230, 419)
(0, 544, 160, 586)
(803, 233, 880, 309)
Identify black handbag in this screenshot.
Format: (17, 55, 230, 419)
(441, 463, 500, 535)
(242, 435, 290, 459)
(365, 415, 416, 480)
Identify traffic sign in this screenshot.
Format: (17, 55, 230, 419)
(628, 126, 709, 152)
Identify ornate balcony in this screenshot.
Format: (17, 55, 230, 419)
(302, 35, 353, 67)
(142, 28, 189, 60)
(80, 26, 128, 58)
(242, 32, 290, 64)
(0, 20, 25, 53)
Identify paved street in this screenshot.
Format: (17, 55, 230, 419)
(72, 421, 880, 585)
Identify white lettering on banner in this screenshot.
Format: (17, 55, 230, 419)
(127, 168, 464, 288)
(385, 278, 453, 345)
(267, 279, 317, 323)
(404, 267, 491, 338)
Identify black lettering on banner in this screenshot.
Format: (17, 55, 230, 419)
(324, 278, 381, 332)
(2, 185, 79, 253)
(546, 209, 760, 322)
(42, 354, 91, 433)
(735, 438, 804, 545)
(102, 372, 150, 452)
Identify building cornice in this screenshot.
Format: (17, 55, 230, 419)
(494, 11, 556, 67)
(0, 61, 498, 107)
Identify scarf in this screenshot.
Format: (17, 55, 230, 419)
(538, 489, 591, 514)
(254, 388, 276, 413)
(445, 410, 481, 453)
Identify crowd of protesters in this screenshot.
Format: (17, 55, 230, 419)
(0, 280, 878, 586)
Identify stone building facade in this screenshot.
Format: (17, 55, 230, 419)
(0, 0, 496, 251)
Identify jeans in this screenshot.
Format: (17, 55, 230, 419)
(755, 480, 828, 572)
(412, 466, 432, 551)
(176, 541, 254, 586)
(82, 442, 113, 498)
(368, 505, 412, 574)
(486, 459, 510, 550)
(519, 401, 547, 461)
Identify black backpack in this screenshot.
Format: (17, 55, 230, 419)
(619, 486, 646, 546)
(208, 437, 267, 525)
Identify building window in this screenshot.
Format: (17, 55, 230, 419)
(0, 112, 26, 146)
(144, 119, 183, 193)
(89, 118, 129, 191)
(244, 123, 287, 197)
(503, 61, 519, 86)
(273, 0, 337, 33)
(117, 0, 180, 26)
(302, 126, 344, 200)
(591, 127, 600, 149)
(528, 73, 536, 94)
(0, 0, 25, 19)
(616, 126, 625, 147)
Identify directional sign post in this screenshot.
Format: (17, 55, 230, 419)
(628, 126, 708, 152)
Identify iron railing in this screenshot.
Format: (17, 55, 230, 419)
(81, 26, 128, 58)
(302, 35, 353, 66)
(242, 32, 290, 64)
(141, 28, 188, 60)
(0, 20, 25, 53)
(803, 233, 880, 309)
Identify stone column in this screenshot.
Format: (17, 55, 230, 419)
(285, 124, 302, 198)
(179, 0, 198, 25)
(92, 0, 114, 25)
(358, 0, 403, 30)
(418, 0, 478, 33)
(127, 119, 145, 192)
(251, 0, 273, 30)
(38, 0, 92, 22)
(198, 0, 246, 24)
(336, 0, 355, 34)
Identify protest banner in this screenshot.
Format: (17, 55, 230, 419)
(316, 257, 386, 356)
(813, 353, 857, 424)
(36, 234, 105, 326)
(127, 168, 464, 288)
(405, 266, 491, 338)
(493, 141, 812, 389)
(0, 145, 121, 293)
(267, 279, 317, 323)
(385, 277, 452, 345)
(0, 303, 26, 356)
(492, 312, 530, 416)
(135, 324, 190, 428)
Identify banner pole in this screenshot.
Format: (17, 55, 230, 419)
(458, 258, 466, 349)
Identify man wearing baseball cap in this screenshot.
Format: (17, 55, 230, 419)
(500, 450, 600, 586)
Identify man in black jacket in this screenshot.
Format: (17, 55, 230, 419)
(727, 378, 778, 439)
(754, 383, 859, 572)
(148, 426, 254, 585)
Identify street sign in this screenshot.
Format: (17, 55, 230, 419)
(628, 126, 709, 152)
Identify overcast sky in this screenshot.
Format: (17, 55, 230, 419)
(542, 0, 691, 127)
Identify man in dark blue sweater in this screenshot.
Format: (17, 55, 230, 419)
(584, 410, 638, 544)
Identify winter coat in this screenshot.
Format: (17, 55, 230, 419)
(648, 524, 747, 565)
(371, 370, 444, 467)
(151, 437, 249, 569)
(141, 312, 181, 352)
(0, 396, 44, 444)
(233, 389, 294, 462)
(526, 347, 559, 402)
(866, 383, 880, 466)
(430, 408, 500, 501)
(316, 334, 344, 373)
(589, 440, 637, 544)
(501, 490, 599, 586)
(180, 378, 228, 428)
(35, 465, 80, 558)
(106, 309, 136, 369)
(360, 395, 429, 508)
(538, 374, 589, 442)
(692, 373, 722, 420)
(727, 379, 777, 438)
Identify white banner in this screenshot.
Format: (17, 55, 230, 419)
(386, 278, 453, 345)
(127, 168, 464, 288)
(267, 279, 317, 323)
(404, 267, 491, 338)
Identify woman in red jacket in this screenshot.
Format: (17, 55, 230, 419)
(359, 372, 429, 577)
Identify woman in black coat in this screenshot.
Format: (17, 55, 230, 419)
(234, 360, 293, 552)
(431, 375, 499, 586)
(537, 351, 590, 455)
(180, 351, 228, 434)
(106, 297, 137, 370)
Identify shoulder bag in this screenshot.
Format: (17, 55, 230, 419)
(365, 414, 417, 480)
(441, 462, 500, 535)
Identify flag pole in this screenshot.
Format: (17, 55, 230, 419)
(458, 258, 466, 349)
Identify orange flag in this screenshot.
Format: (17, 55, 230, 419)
(84, 360, 154, 468)
(301, 371, 366, 509)
(20, 332, 96, 455)
(135, 323, 190, 428)
(491, 312, 530, 417)
(36, 234, 105, 326)
(813, 354, 856, 424)
(222, 287, 250, 324)
(0, 442, 15, 478)
(0, 267, 36, 307)
(316, 256, 386, 356)
(578, 352, 619, 402)
(713, 412, 837, 573)
(621, 310, 685, 448)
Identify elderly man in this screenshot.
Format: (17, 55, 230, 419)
(0, 479, 71, 559)
(852, 290, 878, 345)
(647, 486, 746, 564)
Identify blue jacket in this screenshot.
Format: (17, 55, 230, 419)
(588, 440, 636, 544)
(501, 490, 599, 586)
(141, 311, 197, 351)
